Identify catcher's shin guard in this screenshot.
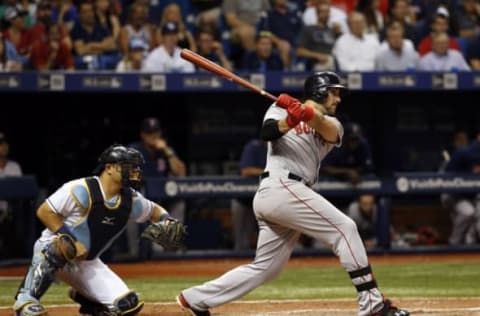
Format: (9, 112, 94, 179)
(15, 235, 76, 302)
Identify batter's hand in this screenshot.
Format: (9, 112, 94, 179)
(276, 93, 301, 109)
(286, 101, 315, 128)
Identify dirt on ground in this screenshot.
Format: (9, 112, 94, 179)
(1, 253, 479, 316)
(1, 298, 480, 316)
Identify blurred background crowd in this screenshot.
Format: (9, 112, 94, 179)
(0, 0, 479, 72)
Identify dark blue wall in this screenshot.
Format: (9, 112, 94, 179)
(2, 90, 479, 191)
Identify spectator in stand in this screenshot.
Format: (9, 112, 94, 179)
(381, 0, 417, 44)
(256, 0, 302, 69)
(231, 138, 267, 251)
(456, 0, 480, 40)
(411, 0, 459, 41)
(375, 22, 420, 71)
(50, 0, 77, 32)
(70, 1, 119, 70)
(333, 11, 381, 72)
(355, 0, 384, 37)
(29, 23, 74, 70)
(119, 2, 156, 57)
(191, 0, 222, 30)
(28, 0, 72, 51)
(467, 34, 480, 70)
(418, 31, 471, 71)
(196, 27, 232, 71)
(296, 0, 337, 71)
(94, 0, 121, 44)
(241, 30, 283, 71)
(288, 0, 307, 12)
(157, 3, 196, 52)
(2, 7, 30, 65)
(346, 194, 379, 249)
(143, 22, 194, 73)
(302, 0, 348, 35)
(417, 7, 461, 56)
(222, 0, 271, 52)
(0, 0, 35, 28)
(115, 37, 146, 71)
(0, 33, 23, 71)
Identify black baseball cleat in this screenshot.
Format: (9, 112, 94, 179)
(68, 288, 104, 315)
(176, 293, 211, 316)
(372, 299, 410, 316)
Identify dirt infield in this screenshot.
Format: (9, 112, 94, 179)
(2, 298, 480, 315)
(2, 253, 480, 315)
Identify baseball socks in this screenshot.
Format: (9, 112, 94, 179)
(348, 265, 410, 316)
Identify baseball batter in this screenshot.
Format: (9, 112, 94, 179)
(13, 144, 186, 316)
(177, 72, 409, 316)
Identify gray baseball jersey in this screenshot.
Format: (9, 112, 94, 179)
(182, 103, 386, 316)
(264, 104, 343, 185)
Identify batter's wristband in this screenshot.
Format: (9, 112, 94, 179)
(55, 224, 77, 241)
(302, 104, 314, 122)
(158, 213, 175, 222)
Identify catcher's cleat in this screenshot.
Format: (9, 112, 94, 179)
(176, 293, 210, 316)
(68, 288, 103, 315)
(15, 302, 48, 316)
(372, 299, 410, 316)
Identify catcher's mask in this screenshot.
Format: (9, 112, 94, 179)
(303, 71, 347, 103)
(93, 145, 145, 190)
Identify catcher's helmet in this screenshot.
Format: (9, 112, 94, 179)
(303, 71, 346, 103)
(93, 144, 145, 190)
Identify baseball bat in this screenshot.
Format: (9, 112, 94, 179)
(180, 48, 278, 102)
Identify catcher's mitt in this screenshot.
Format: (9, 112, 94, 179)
(141, 215, 187, 251)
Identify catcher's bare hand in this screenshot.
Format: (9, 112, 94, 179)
(141, 215, 187, 251)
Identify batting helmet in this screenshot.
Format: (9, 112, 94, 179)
(303, 71, 346, 103)
(93, 145, 145, 190)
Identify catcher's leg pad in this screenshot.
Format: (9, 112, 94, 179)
(15, 235, 77, 304)
(14, 302, 47, 316)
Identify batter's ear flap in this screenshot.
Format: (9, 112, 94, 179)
(319, 86, 328, 99)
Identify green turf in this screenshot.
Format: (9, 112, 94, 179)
(1, 261, 479, 306)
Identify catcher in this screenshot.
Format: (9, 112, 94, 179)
(13, 144, 186, 316)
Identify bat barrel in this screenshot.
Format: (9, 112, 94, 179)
(180, 49, 278, 102)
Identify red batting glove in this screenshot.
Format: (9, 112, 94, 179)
(286, 102, 315, 128)
(276, 93, 301, 109)
(286, 114, 301, 128)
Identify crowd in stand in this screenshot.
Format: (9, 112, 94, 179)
(0, 0, 478, 72)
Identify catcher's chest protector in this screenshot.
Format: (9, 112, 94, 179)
(85, 177, 132, 260)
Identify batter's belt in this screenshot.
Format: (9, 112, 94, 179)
(260, 171, 311, 187)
